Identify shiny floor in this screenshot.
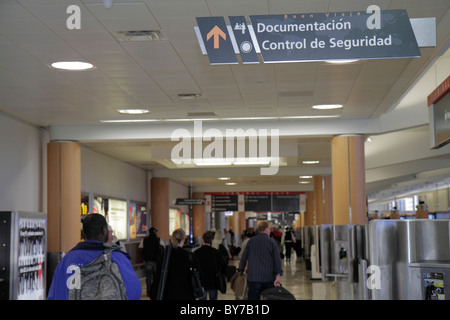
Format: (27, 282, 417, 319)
(140, 251, 358, 300)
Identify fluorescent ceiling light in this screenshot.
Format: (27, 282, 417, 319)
(299, 181, 311, 184)
(100, 119, 159, 123)
(299, 175, 313, 179)
(100, 115, 340, 123)
(51, 61, 94, 70)
(326, 59, 358, 64)
(194, 159, 233, 166)
(117, 109, 150, 115)
(233, 157, 271, 165)
(225, 182, 237, 186)
(218, 177, 231, 180)
(312, 104, 343, 110)
(185, 158, 276, 167)
(303, 160, 320, 164)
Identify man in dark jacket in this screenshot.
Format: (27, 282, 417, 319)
(194, 231, 227, 300)
(238, 221, 283, 300)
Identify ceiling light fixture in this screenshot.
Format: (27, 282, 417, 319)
(218, 177, 231, 180)
(302, 160, 320, 164)
(194, 160, 233, 166)
(299, 181, 311, 184)
(100, 115, 340, 123)
(117, 109, 150, 115)
(312, 104, 343, 110)
(51, 61, 94, 70)
(326, 59, 358, 64)
(299, 175, 313, 179)
(233, 158, 271, 165)
(225, 182, 237, 186)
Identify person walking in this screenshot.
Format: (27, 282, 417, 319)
(212, 229, 232, 264)
(281, 226, 296, 263)
(193, 231, 227, 300)
(153, 228, 197, 300)
(47, 214, 141, 300)
(238, 221, 283, 300)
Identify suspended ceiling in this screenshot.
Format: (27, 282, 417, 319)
(1, 0, 450, 204)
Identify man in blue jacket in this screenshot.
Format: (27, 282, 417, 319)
(47, 214, 141, 300)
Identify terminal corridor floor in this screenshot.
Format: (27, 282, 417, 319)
(140, 253, 357, 300)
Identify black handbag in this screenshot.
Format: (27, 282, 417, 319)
(215, 254, 227, 294)
(188, 253, 205, 298)
(216, 272, 227, 294)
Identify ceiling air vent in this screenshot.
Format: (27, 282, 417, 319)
(112, 30, 166, 42)
(176, 93, 203, 100)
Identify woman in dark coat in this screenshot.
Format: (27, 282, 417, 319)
(151, 228, 197, 300)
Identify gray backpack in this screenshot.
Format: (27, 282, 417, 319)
(68, 243, 128, 300)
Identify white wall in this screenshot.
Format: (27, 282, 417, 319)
(81, 146, 147, 202)
(0, 113, 45, 212)
(168, 179, 189, 214)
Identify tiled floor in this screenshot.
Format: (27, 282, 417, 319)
(141, 251, 358, 300)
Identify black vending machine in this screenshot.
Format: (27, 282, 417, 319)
(0, 211, 47, 300)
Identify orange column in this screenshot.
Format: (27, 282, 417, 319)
(313, 176, 333, 225)
(151, 178, 170, 241)
(304, 191, 314, 226)
(331, 135, 367, 225)
(47, 141, 81, 253)
(238, 211, 246, 233)
(192, 192, 206, 238)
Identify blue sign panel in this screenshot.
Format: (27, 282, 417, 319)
(196, 16, 238, 65)
(249, 10, 420, 63)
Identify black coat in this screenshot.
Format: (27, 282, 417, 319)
(193, 245, 227, 290)
(162, 247, 196, 300)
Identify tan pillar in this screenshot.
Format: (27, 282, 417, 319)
(304, 191, 315, 226)
(47, 141, 81, 253)
(238, 211, 246, 233)
(313, 176, 332, 225)
(151, 178, 170, 241)
(331, 135, 367, 225)
(192, 192, 206, 238)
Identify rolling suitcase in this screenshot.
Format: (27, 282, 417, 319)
(260, 285, 295, 300)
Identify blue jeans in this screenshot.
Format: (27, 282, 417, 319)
(201, 289, 218, 300)
(247, 281, 274, 300)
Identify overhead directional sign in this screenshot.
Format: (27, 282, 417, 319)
(196, 16, 238, 65)
(229, 16, 259, 64)
(175, 198, 205, 206)
(195, 8, 428, 65)
(249, 9, 420, 63)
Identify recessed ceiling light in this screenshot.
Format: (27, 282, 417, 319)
(299, 175, 313, 179)
(299, 181, 311, 184)
(51, 61, 94, 70)
(312, 104, 343, 110)
(225, 182, 237, 186)
(218, 177, 231, 180)
(117, 109, 150, 115)
(303, 160, 320, 164)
